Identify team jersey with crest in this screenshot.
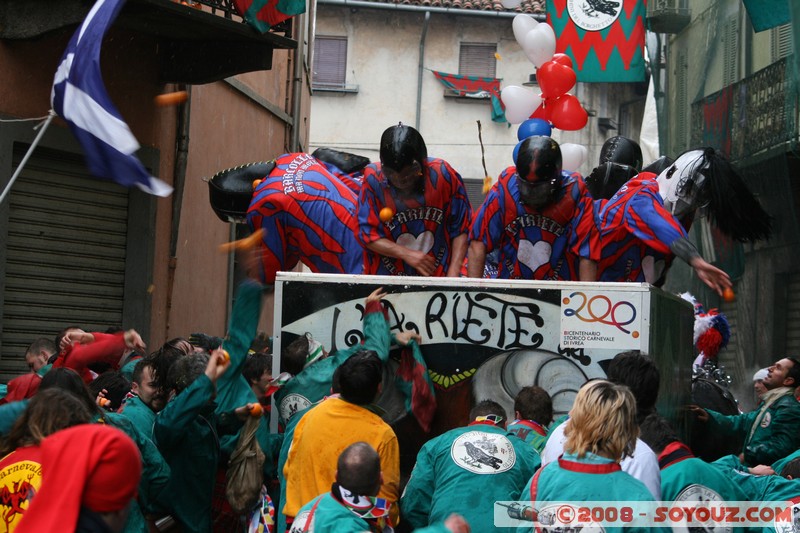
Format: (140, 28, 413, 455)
(658, 442, 749, 504)
(247, 153, 363, 283)
(358, 158, 472, 276)
(469, 167, 599, 280)
(597, 172, 687, 285)
(518, 452, 654, 533)
(0, 446, 42, 532)
(401, 422, 539, 532)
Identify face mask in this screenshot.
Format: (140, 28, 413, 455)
(383, 160, 423, 193)
(657, 150, 710, 219)
(518, 176, 558, 209)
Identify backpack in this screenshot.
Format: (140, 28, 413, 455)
(226, 415, 265, 514)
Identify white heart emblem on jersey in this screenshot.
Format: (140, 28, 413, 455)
(642, 255, 665, 283)
(396, 231, 434, 254)
(517, 240, 552, 274)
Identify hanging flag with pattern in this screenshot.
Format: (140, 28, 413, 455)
(431, 71, 506, 123)
(51, 0, 172, 196)
(546, 0, 647, 82)
(233, 0, 306, 33)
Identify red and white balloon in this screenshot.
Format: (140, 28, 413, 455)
(504, 15, 589, 132)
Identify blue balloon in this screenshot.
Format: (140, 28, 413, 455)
(517, 118, 552, 141)
(512, 140, 524, 165)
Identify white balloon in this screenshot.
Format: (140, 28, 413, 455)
(501, 85, 542, 125)
(502, 0, 523, 9)
(512, 15, 539, 48)
(522, 24, 557, 67)
(560, 143, 589, 172)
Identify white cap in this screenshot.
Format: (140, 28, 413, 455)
(753, 368, 769, 382)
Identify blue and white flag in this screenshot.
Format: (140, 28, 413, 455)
(51, 0, 172, 197)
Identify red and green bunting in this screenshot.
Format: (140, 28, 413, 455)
(233, 0, 305, 33)
(546, 0, 646, 82)
(432, 71, 506, 123)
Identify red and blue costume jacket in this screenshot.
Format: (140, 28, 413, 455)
(247, 153, 363, 283)
(597, 172, 687, 284)
(357, 157, 472, 276)
(469, 167, 600, 280)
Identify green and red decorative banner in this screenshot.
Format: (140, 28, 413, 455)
(546, 0, 647, 82)
(234, 0, 306, 33)
(431, 71, 506, 123)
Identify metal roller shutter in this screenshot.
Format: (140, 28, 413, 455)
(1, 145, 129, 379)
(785, 274, 800, 355)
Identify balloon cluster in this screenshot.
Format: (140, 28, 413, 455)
(501, 15, 590, 145)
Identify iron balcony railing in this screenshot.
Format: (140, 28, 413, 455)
(691, 57, 799, 162)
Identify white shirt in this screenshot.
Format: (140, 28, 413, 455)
(541, 420, 662, 500)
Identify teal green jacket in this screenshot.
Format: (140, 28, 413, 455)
(293, 492, 454, 533)
(773, 448, 800, 475)
(277, 402, 314, 533)
(0, 400, 28, 435)
(119, 394, 156, 439)
(402, 423, 540, 532)
(102, 412, 171, 533)
(708, 389, 800, 466)
(154, 374, 223, 533)
(507, 419, 549, 455)
(274, 300, 390, 426)
(214, 280, 283, 483)
(661, 455, 750, 502)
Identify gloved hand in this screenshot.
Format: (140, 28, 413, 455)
(189, 332, 223, 352)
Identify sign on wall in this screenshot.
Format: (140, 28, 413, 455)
(273, 273, 692, 433)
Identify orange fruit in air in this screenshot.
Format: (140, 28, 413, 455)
(252, 179, 262, 189)
(379, 207, 394, 223)
(722, 287, 735, 302)
(218, 228, 265, 253)
(154, 91, 188, 107)
(249, 403, 263, 417)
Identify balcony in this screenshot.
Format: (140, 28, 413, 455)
(0, 0, 297, 84)
(691, 58, 799, 163)
(647, 0, 691, 34)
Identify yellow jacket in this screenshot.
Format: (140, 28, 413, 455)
(283, 397, 401, 524)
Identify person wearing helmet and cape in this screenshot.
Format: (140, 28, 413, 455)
(357, 124, 472, 277)
(467, 136, 600, 280)
(596, 147, 772, 294)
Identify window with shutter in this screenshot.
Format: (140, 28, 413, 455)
(771, 23, 793, 61)
(313, 36, 347, 88)
(459, 43, 497, 78)
(722, 16, 738, 86)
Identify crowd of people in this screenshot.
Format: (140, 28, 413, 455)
(0, 124, 787, 532)
(4, 292, 800, 533)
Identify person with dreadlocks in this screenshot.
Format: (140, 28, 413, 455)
(467, 136, 599, 280)
(357, 124, 472, 277)
(596, 147, 772, 294)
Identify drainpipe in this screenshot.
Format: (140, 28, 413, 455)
(415, 11, 430, 130)
(290, 14, 306, 151)
(165, 85, 191, 339)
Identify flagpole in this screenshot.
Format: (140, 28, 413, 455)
(0, 110, 56, 205)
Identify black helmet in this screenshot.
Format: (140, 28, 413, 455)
(515, 136, 562, 209)
(379, 124, 428, 172)
(599, 136, 642, 171)
(516, 136, 562, 183)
